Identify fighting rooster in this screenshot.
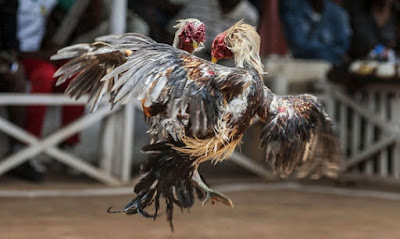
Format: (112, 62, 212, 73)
(51, 18, 206, 112)
(52, 20, 341, 230)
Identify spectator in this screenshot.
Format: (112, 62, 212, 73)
(18, 0, 84, 146)
(17, 0, 95, 177)
(258, 0, 288, 57)
(279, 0, 352, 65)
(0, 1, 24, 142)
(0, 0, 44, 181)
(344, 0, 400, 59)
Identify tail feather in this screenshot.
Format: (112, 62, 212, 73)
(109, 142, 201, 231)
(175, 180, 195, 208)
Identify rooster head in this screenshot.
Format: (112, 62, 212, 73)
(211, 20, 264, 75)
(211, 32, 234, 63)
(173, 18, 206, 53)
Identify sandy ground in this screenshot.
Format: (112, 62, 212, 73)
(1, 180, 400, 239)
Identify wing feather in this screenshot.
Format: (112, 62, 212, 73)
(53, 37, 253, 137)
(50, 33, 160, 112)
(95, 33, 156, 45)
(259, 89, 342, 178)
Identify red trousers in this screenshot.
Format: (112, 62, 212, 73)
(22, 58, 84, 145)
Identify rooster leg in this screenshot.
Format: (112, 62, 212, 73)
(191, 170, 234, 208)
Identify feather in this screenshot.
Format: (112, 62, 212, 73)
(259, 90, 342, 178)
(96, 33, 156, 45)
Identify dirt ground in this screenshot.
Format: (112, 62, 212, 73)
(1, 179, 400, 239)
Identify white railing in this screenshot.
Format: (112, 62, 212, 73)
(0, 93, 272, 186)
(320, 82, 400, 180)
(0, 93, 140, 185)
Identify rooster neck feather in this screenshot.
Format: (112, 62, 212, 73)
(224, 20, 264, 76)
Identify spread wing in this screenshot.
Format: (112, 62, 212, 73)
(51, 33, 156, 111)
(51, 33, 156, 61)
(52, 35, 252, 137)
(259, 87, 342, 179)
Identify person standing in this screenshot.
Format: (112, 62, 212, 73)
(0, 0, 45, 181)
(18, 0, 85, 154)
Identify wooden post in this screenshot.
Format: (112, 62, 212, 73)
(121, 102, 134, 183)
(351, 93, 362, 158)
(339, 102, 348, 157)
(394, 143, 400, 179)
(378, 93, 389, 177)
(110, 0, 127, 34)
(392, 93, 400, 178)
(100, 114, 116, 175)
(364, 91, 375, 175)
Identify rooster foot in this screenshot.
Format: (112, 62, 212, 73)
(202, 189, 234, 208)
(191, 170, 234, 208)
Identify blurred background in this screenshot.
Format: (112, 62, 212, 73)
(1, 0, 400, 238)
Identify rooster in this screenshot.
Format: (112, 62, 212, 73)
(51, 18, 206, 112)
(52, 20, 341, 230)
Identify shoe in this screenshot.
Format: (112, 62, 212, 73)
(10, 160, 45, 182)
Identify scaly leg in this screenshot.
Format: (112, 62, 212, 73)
(191, 170, 234, 208)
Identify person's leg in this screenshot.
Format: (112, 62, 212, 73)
(22, 58, 57, 138)
(61, 105, 85, 145)
(55, 78, 85, 146)
(0, 60, 42, 182)
(1, 61, 27, 149)
(12, 58, 58, 182)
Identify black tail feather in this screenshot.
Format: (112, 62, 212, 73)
(109, 142, 202, 231)
(166, 198, 175, 232)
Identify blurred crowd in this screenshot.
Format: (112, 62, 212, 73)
(1, 0, 400, 182)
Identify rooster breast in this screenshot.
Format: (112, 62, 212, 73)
(176, 65, 264, 164)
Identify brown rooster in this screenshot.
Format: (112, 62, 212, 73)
(52, 20, 341, 230)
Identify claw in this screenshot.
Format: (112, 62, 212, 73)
(202, 190, 234, 208)
(107, 206, 126, 213)
(107, 192, 160, 218)
(191, 170, 234, 208)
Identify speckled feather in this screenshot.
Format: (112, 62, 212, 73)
(258, 91, 342, 178)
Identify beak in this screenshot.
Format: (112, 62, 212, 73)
(192, 41, 198, 49)
(198, 42, 205, 49)
(211, 56, 217, 63)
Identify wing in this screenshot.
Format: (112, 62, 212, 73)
(52, 39, 252, 137)
(51, 33, 156, 111)
(258, 87, 342, 179)
(51, 33, 156, 61)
